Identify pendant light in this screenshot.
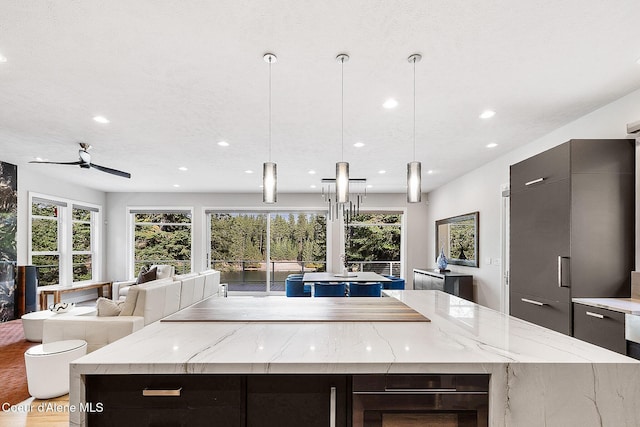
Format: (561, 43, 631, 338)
(407, 53, 422, 203)
(336, 53, 349, 204)
(263, 53, 277, 204)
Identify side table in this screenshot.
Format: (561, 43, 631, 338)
(24, 339, 88, 399)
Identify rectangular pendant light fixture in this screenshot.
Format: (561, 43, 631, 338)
(407, 161, 421, 203)
(263, 161, 277, 203)
(336, 161, 349, 203)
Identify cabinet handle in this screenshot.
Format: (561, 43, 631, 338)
(586, 311, 605, 319)
(142, 388, 182, 397)
(558, 256, 570, 288)
(329, 386, 336, 427)
(525, 177, 545, 186)
(521, 298, 545, 306)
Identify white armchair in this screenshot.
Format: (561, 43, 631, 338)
(112, 264, 175, 301)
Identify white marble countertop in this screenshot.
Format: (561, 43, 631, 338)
(572, 297, 640, 315)
(70, 291, 640, 427)
(74, 291, 634, 372)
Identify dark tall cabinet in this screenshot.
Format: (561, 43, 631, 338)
(509, 139, 635, 335)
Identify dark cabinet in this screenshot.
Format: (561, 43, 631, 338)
(573, 303, 626, 354)
(85, 374, 246, 426)
(247, 375, 348, 427)
(85, 374, 349, 427)
(413, 268, 473, 301)
(509, 139, 635, 335)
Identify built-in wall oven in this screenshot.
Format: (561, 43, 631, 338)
(352, 374, 489, 427)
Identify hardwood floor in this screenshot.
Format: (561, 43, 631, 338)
(0, 395, 70, 426)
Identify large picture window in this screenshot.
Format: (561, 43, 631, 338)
(30, 195, 101, 286)
(131, 209, 193, 276)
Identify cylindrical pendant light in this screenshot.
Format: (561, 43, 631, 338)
(407, 161, 421, 202)
(407, 53, 422, 203)
(263, 53, 277, 204)
(336, 54, 350, 204)
(336, 161, 349, 203)
(263, 161, 277, 203)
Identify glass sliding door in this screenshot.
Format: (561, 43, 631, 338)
(208, 211, 327, 294)
(210, 212, 268, 292)
(269, 212, 327, 291)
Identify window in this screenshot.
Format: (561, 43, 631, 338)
(31, 199, 62, 286)
(344, 212, 402, 277)
(30, 195, 101, 286)
(131, 209, 193, 276)
(208, 211, 327, 293)
(72, 206, 93, 282)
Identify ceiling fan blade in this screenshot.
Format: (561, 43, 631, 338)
(90, 163, 131, 178)
(29, 160, 84, 166)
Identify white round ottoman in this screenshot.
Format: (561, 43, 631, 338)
(24, 339, 88, 399)
(21, 307, 97, 342)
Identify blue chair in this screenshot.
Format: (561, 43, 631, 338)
(313, 282, 346, 297)
(349, 282, 382, 297)
(286, 277, 311, 297)
(383, 276, 405, 290)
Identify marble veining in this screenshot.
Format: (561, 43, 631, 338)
(70, 291, 640, 427)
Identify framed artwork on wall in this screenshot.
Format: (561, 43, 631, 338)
(435, 211, 479, 268)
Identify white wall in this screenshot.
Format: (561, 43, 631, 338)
(105, 192, 429, 285)
(427, 87, 640, 310)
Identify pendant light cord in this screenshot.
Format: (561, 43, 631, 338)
(412, 57, 416, 162)
(269, 57, 272, 162)
(341, 57, 344, 162)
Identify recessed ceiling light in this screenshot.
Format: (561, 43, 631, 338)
(367, 184, 373, 188)
(259, 185, 263, 188)
(172, 184, 180, 188)
(636, 58, 640, 65)
(217, 141, 229, 147)
(310, 185, 316, 189)
(178, 166, 188, 171)
(93, 115, 110, 124)
(245, 170, 254, 174)
(308, 170, 316, 175)
(427, 170, 434, 174)
(383, 99, 398, 109)
(35, 157, 49, 162)
(479, 110, 496, 119)
(378, 170, 386, 174)
(486, 142, 498, 148)
(0, 54, 7, 63)
(353, 142, 365, 148)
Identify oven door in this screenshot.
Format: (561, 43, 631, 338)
(352, 374, 489, 427)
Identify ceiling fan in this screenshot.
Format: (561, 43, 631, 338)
(29, 142, 131, 178)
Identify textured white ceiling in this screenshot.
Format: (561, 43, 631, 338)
(1, 0, 640, 194)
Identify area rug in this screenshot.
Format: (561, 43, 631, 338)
(0, 319, 36, 405)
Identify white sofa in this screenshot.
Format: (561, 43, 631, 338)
(42, 270, 220, 352)
(112, 264, 176, 301)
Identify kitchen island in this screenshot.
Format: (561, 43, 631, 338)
(70, 291, 640, 426)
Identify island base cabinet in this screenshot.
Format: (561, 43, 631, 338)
(85, 374, 245, 427)
(246, 375, 349, 427)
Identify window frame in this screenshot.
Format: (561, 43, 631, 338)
(342, 208, 407, 279)
(28, 192, 102, 286)
(127, 207, 195, 278)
